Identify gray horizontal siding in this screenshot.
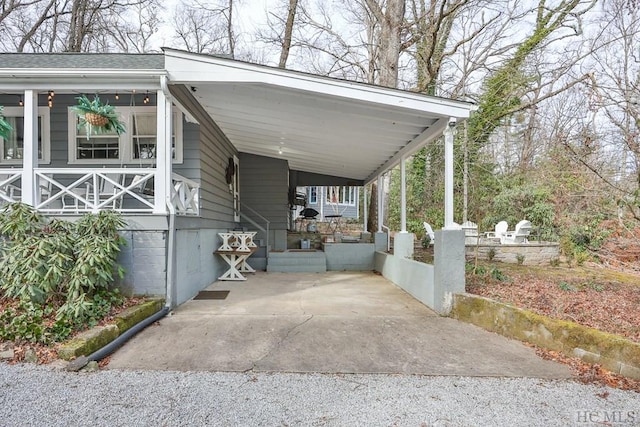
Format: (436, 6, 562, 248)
(170, 85, 238, 229)
(239, 152, 289, 230)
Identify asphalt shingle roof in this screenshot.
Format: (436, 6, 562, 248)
(0, 53, 164, 69)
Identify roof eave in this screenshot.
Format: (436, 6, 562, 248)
(0, 69, 165, 91)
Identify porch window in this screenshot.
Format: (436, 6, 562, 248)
(68, 106, 183, 164)
(0, 107, 50, 164)
(308, 186, 318, 204)
(326, 186, 356, 206)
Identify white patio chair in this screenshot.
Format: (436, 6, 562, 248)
(423, 222, 435, 244)
(485, 221, 508, 242)
(502, 220, 532, 244)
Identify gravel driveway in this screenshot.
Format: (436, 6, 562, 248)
(1, 364, 637, 426)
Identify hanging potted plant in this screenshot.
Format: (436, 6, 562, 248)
(71, 95, 126, 139)
(0, 106, 12, 140)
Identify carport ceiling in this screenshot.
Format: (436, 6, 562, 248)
(164, 48, 474, 183)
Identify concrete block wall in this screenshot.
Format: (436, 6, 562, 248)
(465, 242, 560, 265)
(116, 230, 167, 297)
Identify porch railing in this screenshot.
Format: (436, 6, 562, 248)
(170, 172, 199, 216)
(0, 170, 22, 204)
(0, 168, 199, 216)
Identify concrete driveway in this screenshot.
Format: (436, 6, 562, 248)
(107, 272, 570, 378)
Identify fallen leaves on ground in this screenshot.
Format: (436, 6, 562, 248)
(465, 264, 640, 343)
(460, 257, 640, 393)
(530, 344, 640, 393)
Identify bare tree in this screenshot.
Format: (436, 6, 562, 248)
(171, 0, 237, 56)
(0, 0, 160, 53)
(565, 0, 640, 221)
(278, 0, 298, 68)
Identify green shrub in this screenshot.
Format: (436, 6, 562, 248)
(558, 281, 575, 291)
(490, 267, 508, 281)
(0, 203, 126, 342)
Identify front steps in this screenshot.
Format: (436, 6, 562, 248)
(266, 250, 327, 273)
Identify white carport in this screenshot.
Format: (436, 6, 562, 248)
(164, 49, 474, 313)
(163, 48, 473, 233)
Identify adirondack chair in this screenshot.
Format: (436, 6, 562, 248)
(485, 221, 508, 242)
(502, 220, 532, 244)
(423, 222, 435, 244)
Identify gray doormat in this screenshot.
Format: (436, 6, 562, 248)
(193, 290, 230, 300)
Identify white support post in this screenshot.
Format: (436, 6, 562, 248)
(363, 184, 368, 232)
(155, 81, 172, 214)
(400, 155, 407, 233)
(21, 90, 38, 206)
(443, 118, 457, 229)
(377, 174, 383, 233)
(319, 186, 324, 220)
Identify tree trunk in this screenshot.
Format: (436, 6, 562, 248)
(278, 0, 298, 68)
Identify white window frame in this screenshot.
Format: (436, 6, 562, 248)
(67, 106, 183, 165)
(326, 186, 356, 206)
(308, 186, 318, 204)
(0, 106, 51, 165)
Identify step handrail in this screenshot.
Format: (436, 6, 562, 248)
(240, 202, 270, 258)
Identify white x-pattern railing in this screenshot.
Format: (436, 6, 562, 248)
(0, 170, 22, 204)
(0, 168, 199, 216)
(171, 173, 199, 216)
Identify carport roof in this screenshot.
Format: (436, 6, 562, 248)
(163, 49, 474, 184)
(0, 50, 475, 184)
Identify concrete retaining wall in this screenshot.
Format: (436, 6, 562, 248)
(375, 229, 465, 315)
(451, 293, 640, 380)
(324, 243, 374, 271)
(465, 242, 560, 265)
(374, 251, 435, 309)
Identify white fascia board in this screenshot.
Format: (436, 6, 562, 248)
(364, 117, 450, 184)
(0, 68, 164, 91)
(163, 49, 474, 119)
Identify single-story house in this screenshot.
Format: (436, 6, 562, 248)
(0, 49, 474, 312)
(298, 185, 360, 221)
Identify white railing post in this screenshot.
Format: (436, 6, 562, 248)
(21, 90, 38, 206)
(155, 81, 171, 214)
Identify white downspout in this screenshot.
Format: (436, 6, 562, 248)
(160, 76, 176, 309)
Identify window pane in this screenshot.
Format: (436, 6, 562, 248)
(77, 137, 119, 159)
(2, 116, 43, 160)
(133, 114, 155, 135)
(131, 113, 177, 160)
